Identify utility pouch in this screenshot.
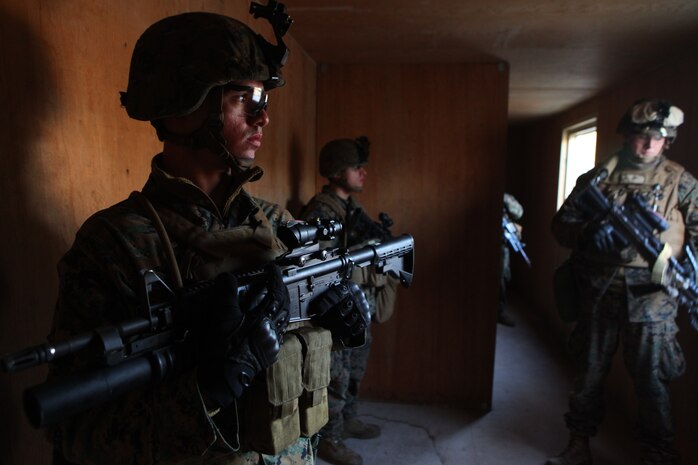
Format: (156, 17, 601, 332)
(375, 275, 400, 323)
(553, 258, 579, 322)
(293, 327, 332, 436)
(240, 335, 303, 455)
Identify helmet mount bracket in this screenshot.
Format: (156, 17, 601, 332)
(250, 0, 293, 68)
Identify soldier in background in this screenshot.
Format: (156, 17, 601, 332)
(548, 99, 696, 465)
(500, 192, 524, 326)
(301, 137, 399, 465)
(49, 8, 366, 465)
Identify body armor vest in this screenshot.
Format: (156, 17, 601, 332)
(597, 154, 685, 267)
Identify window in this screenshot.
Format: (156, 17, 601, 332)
(557, 119, 597, 209)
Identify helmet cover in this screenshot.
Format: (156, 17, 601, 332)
(319, 136, 370, 178)
(617, 99, 684, 142)
(121, 12, 284, 121)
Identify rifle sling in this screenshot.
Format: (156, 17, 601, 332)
(130, 191, 184, 289)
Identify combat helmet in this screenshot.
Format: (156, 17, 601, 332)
(319, 136, 370, 179)
(617, 99, 684, 146)
(119, 1, 293, 166)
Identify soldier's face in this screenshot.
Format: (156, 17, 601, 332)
(340, 165, 366, 192)
(628, 133, 665, 162)
(221, 80, 270, 167)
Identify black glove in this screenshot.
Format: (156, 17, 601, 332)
(310, 281, 370, 348)
(582, 219, 630, 255)
(680, 256, 697, 282)
(196, 265, 290, 408)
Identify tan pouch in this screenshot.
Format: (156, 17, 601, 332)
(351, 265, 387, 287)
(240, 335, 303, 455)
(375, 275, 400, 323)
(293, 327, 332, 436)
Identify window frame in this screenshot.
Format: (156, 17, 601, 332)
(557, 118, 597, 209)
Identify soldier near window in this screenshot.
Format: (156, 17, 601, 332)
(548, 99, 695, 465)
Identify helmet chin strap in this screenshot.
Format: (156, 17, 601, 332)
(153, 86, 247, 173)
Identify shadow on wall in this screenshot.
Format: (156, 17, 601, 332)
(0, 6, 63, 464)
(285, 132, 305, 217)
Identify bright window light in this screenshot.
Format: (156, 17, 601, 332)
(557, 119, 597, 209)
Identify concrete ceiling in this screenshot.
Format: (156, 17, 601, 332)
(284, 0, 698, 122)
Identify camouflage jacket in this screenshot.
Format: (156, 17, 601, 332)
(48, 155, 299, 465)
(552, 152, 698, 322)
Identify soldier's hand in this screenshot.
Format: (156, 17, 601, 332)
(221, 264, 291, 399)
(582, 220, 629, 255)
(196, 266, 291, 407)
(310, 281, 370, 348)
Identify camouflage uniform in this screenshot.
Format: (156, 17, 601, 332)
(49, 156, 313, 465)
(500, 193, 524, 315)
(552, 151, 698, 462)
(300, 187, 376, 440)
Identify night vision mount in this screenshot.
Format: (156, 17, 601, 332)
(250, 0, 293, 69)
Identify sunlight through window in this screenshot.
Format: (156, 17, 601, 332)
(558, 119, 597, 209)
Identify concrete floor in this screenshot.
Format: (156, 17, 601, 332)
(318, 305, 639, 465)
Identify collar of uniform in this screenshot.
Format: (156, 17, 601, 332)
(320, 184, 359, 211)
(221, 165, 264, 215)
(144, 154, 264, 216)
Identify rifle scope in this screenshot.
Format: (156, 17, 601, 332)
(277, 219, 342, 249)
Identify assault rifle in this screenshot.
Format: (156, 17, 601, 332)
(572, 169, 698, 329)
(502, 211, 531, 267)
(346, 208, 394, 243)
(1, 220, 415, 428)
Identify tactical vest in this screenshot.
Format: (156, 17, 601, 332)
(309, 190, 349, 221)
(596, 154, 685, 267)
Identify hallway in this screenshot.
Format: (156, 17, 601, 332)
(319, 303, 637, 465)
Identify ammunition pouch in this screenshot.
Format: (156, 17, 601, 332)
(553, 258, 579, 322)
(294, 327, 332, 436)
(238, 327, 331, 455)
(239, 334, 302, 454)
(375, 275, 400, 323)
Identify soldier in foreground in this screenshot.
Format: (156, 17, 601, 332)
(549, 99, 696, 465)
(49, 5, 366, 465)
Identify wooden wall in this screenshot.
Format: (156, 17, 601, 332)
(316, 63, 510, 407)
(0, 1, 317, 464)
(507, 54, 698, 460)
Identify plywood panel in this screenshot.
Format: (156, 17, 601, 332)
(315, 63, 509, 406)
(0, 1, 316, 464)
